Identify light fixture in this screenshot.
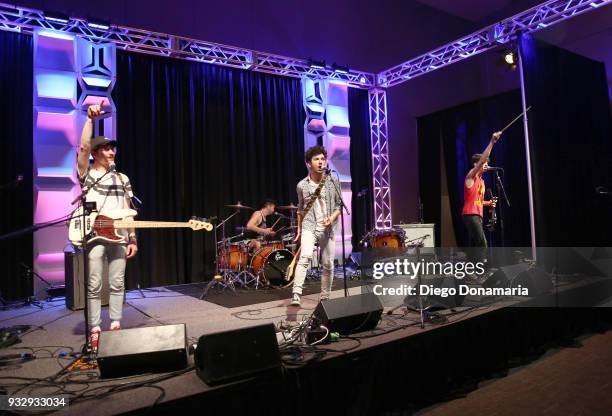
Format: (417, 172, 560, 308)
(332, 63, 349, 74)
(307, 58, 326, 70)
(504, 50, 517, 66)
(43, 10, 69, 24)
(87, 18, 111, 30)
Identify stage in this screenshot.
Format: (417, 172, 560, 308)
(1, 274, 611, 416)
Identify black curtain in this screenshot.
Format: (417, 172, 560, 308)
(418, 90, 531, 248)
(0, 31, 33, 300)
(114, 51, 305, 288)
(520, 35, 612, 246)
(349, 88, 373, 250)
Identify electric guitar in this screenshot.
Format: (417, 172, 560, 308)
(68, 207, 213, 245)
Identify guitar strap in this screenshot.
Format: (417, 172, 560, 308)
(301, 173, 330, 219)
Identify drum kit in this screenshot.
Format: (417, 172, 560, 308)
(201, 201, 300, 297)
(361, 226, 407, 249)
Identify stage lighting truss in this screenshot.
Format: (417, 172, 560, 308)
(369, 89, 392, 230)
(0, 3, 376, 89)
(377, 0, 612, 87)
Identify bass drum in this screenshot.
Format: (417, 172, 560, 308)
(250, 247, 294, 288)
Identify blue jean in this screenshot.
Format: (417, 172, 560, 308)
(87, 243, 126, 328)
(292, 228, 335, 297)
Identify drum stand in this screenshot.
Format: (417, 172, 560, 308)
(386, 240, 430, 329)
(200, 213, 239, 299)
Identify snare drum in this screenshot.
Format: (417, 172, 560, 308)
(250, 246, 294, 287)
(218, 242, 249, 271)
(370, 228, 406, 248)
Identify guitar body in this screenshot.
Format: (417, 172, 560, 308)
(69, 207, 138, 245)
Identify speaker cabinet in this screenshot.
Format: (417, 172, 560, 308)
(314, 293, 383, 334)
(484, 263, 553, 296)
(97, 324, 188, 378)
(64, 244, 110, 310)
(195, 323, 281, 386)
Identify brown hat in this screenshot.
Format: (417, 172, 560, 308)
(91, 136, 117, 152)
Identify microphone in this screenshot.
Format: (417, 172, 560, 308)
(108, 163, 116, 173)
(323, 167, 332, 174)
(485, 166, 503, 171)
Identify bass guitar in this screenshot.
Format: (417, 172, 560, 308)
(68, 207, 212, 245)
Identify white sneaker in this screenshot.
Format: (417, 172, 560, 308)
(290, 293, 301, 306)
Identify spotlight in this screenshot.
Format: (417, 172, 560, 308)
(87, 18, 111, 30)
(307, 58, 326, 70)
(43, 10, 70, 24)
(504, 50, 517, 66)
(332, 63, 349, 74)
(359, 76, 367, 84)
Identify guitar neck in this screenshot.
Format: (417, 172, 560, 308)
(113, 221, 191, 229)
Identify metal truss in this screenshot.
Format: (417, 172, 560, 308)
(369, 89, 392, 229)
(0, 2, 376, 89)
(377, 0, 612, 87)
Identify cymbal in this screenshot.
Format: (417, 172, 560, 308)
(277, 203, 298, 210)
(225, 202, 253, 210)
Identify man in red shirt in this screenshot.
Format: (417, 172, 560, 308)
(462, 131, 502, 262)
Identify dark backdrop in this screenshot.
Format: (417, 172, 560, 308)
(0, 31, 33, 300)
(114, 51, 306, 288)
(520, 35, 612, 246)
(349, 88, 374, 251)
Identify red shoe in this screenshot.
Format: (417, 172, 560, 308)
(89, 327, 101, 352)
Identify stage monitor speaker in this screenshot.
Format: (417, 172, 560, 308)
(97, 324, 188, 378)
(484, 263, 553, 296)
(64, 244, 110, 310)
(314, 293, 383, 334)
(195, 323, 281, 386)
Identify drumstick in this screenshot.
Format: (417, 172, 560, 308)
(270, 217, 281, 231)
(501, 106, 531, 133)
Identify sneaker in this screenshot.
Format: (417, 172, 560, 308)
(319, 295, 330, 303)
(109, 321, 121, 331)
(290, 293, 301, 306)
(89, 326, 101, 352)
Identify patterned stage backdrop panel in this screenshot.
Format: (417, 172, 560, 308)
(302, 78, 353, 258)
(33, 28, 115, 294)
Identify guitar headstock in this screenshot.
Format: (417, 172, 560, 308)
(188, 217, 213, 232)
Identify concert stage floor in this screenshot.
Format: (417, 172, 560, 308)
(1, 276, 611, 415)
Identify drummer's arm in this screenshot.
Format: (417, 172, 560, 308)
(247, 212, 272, 236)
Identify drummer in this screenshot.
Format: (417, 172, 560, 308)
(245, 199, 278, 251)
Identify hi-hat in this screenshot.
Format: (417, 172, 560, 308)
(226, 202, 253, 210)
(277, 203, 298, 210)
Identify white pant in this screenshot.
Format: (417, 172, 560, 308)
(87, 243, 126, 328)
(292, 228, 335, 297)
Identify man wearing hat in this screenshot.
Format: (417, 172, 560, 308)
(77, 102, 138, 352)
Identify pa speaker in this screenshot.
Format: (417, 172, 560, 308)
(314, 293, 383, 334)
(97, 324, 188, 378)
(195, 323, 281, 386)
(484, 263, 553, 296)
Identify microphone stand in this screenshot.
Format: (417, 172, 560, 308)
(328, 171, 350, 297)
(494, 170, 510, 248)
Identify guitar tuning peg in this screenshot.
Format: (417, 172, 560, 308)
(191, 216, 197, 220)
